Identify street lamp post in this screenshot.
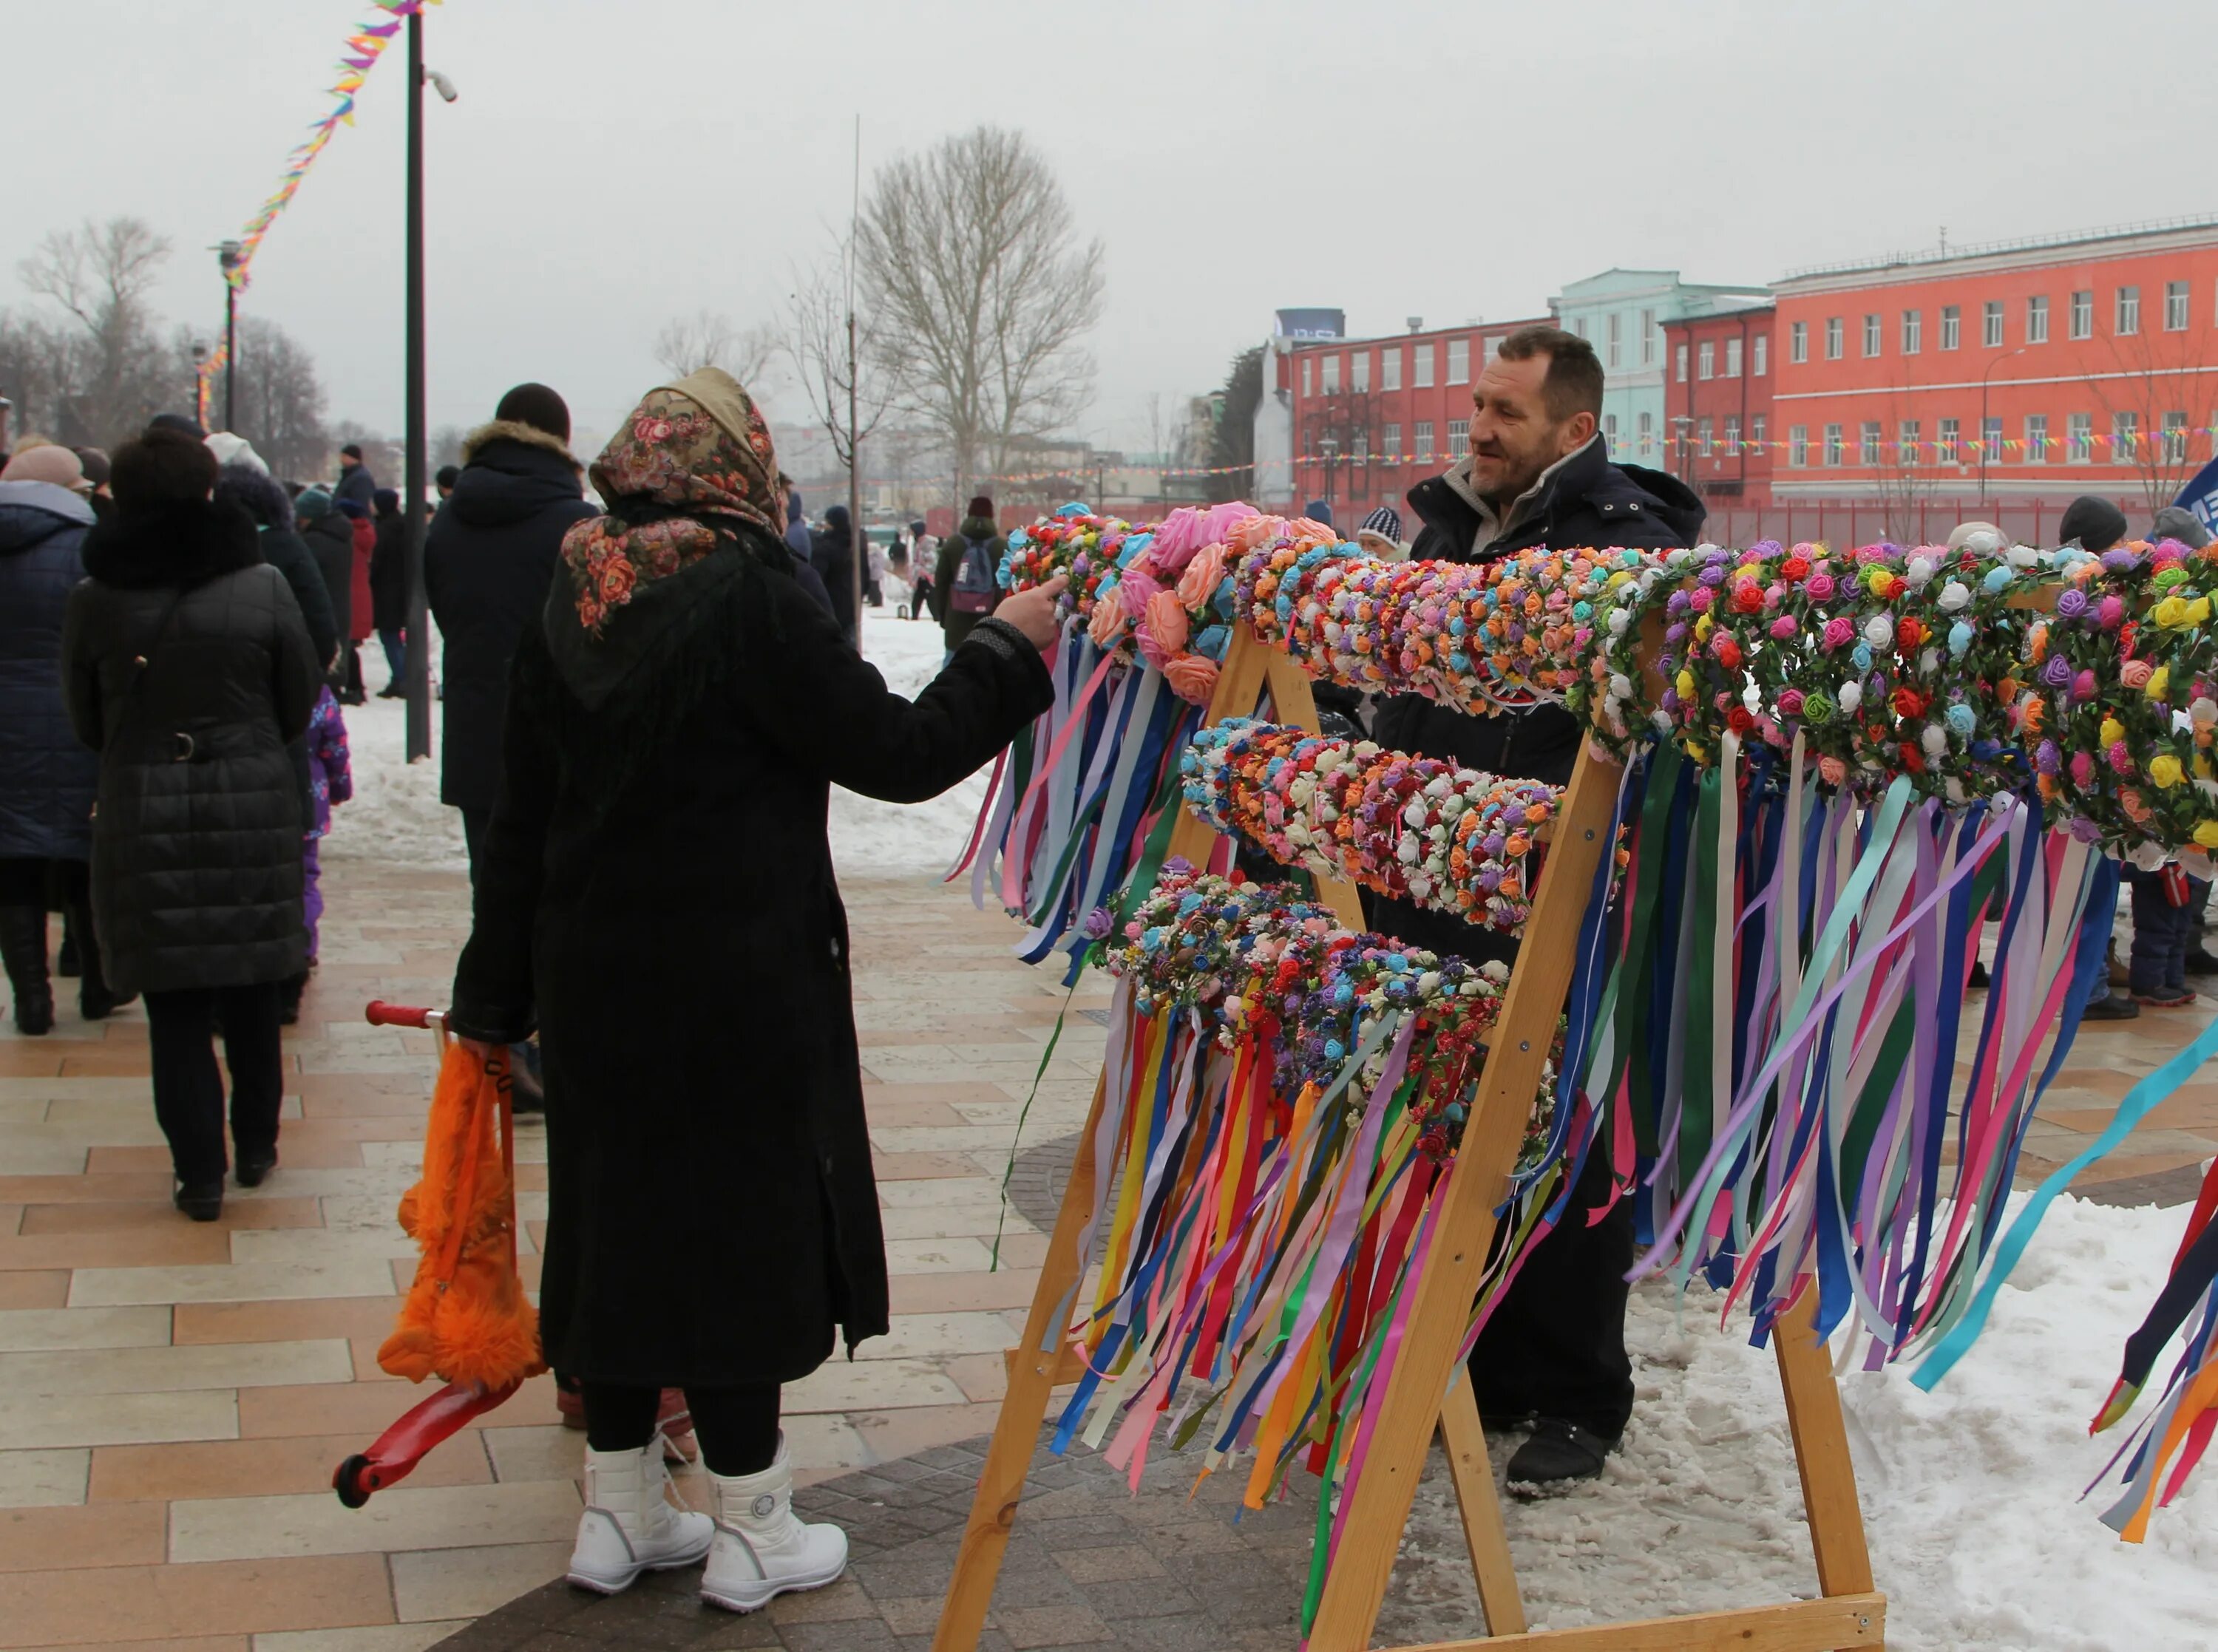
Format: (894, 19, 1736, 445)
(191, 341, 209, 431)
(217, 241, 243, 432)
(1979, 345, 2030, 506)
(401, 10, 432, 760)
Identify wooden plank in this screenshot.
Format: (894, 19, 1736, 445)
(930, 1071, 1108, 1652)
(1306, 746, 1624, 1652)
(1772, 1288, 1876, 1597)
(1392, 1592, 1886, 1652)
(1002, 1344, 1088, 1384)
(1437, 1379, 1526, 1636)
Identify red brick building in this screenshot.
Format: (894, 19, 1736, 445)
(1768, 219, 2218, 514)
(1282, 316, 1553, 526)
(1661, 301, 1777, 506)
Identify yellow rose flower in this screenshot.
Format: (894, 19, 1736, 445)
(2150, 753, 2184, 789)
(2197, 820, 2218, 849)
(1676, 669, 1697, 701)
(2147, 665, 2171, 700)
(1695, 613, 1714, 642)
(2154, 595, 2191, 628)
(2190, 596, 2212, 626)
(2099, 717, 2126, 747)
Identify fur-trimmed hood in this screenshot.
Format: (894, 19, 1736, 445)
(461, 419, 580, 469)
(81, 498, 263, 591)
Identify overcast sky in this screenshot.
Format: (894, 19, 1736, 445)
(7, 0, 2210, 469)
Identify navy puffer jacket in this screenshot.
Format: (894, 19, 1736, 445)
(0, 480, 101, 861)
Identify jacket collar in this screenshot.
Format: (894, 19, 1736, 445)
(81, 499, 263, 590)
(1439, 435, 1610, 552)
(461, 418, 581, 469)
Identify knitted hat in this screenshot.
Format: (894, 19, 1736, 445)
(1302, 499, 1334, 531)
(72, 446, 110, 489)
(2151, 505, 2212, 550)
(334, 494, 369, 520)
(966, 494, 994, 519)
(339, 443, 364, 461)
(494, 381, 571, 443)
(147, 411, 208, 441)
(205, 431, 268, 475)
(1, 443, 89, 492)
(1355, 506, 1403, 552)
(111, 428, 219, 511)
(294, 485, 333, 522)
(374, 487, 401, 515)
(435, 465, 461, 490)
(2058, 494, 2128, 554)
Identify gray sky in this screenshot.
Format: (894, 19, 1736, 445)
(6, 0, 2208, 466)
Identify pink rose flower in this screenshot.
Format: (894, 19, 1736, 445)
(1142, 590, 1190, 662)
(1163, 654, 1220, 705)
(1176, 544, 1228, 610)
(1087, 585, 1127, 648)
(2120, 660, 2154, 689)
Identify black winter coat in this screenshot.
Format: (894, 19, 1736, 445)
(424, 424, 595, 813)
(370, 509, 410, 632)
(0, 481, 101, 862)
(302, 512, 355, 649)
(448, 535, 1055, 1386)
(333, 463, 376, 513)
(260, 526, 340, 668)
(62, 502, 321, 997)
(1368, 439, 1703, 962)
(810, 523, 857, 638)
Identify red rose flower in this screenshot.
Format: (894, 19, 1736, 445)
(1727, 706, 1756, 733)
(1890, 687, 1927, 718)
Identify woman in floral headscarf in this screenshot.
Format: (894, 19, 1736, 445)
(448, 370, 1064, 1611)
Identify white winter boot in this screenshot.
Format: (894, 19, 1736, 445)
(566, 1441, 714, 1594)
(699, 1436, 849, 1612)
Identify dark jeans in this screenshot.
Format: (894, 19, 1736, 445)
(143, 982, 285, 1186)
(378, 628, 407, 689)
(1467, 1142, 1636, 1439)
(2125, 867, 2211, 999)
(583, 1381, 780, 1477)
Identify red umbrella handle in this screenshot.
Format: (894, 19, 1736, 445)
(333, 1378, 519, 1506)
(366, 1001, 444, 1030)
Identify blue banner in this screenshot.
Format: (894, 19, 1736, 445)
(2174, 455, 2218, 534)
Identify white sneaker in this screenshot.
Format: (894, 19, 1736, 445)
(699, 1436, 849, 1612)
(566, 1440, 713, 1594)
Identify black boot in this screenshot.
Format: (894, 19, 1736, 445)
(73, 911, 132, 1022)
(0, 905, 55, 1036)
(56, 910, 80, 977)
(277, 972, 307, 1027)
(1505, 1418, 1618, 1492)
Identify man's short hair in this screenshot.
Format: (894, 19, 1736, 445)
(339, 443, 364, 460)
(1495, 325, 1604, 423)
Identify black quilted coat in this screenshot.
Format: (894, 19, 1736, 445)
(61, 500, 322, 996)
(0, 481, 101, 863)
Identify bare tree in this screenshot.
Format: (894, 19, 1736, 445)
(652, 308, 780, 390)
(2088, 314, 2208, 514)
(785, 252, 891, 492)
(856, 126, 1105, 504)
(225, 316, 328, 480)
(15, 216, 177, 446)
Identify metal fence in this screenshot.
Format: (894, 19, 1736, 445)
(1692, 496, 2156, 550)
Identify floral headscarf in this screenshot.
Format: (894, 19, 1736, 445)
(560, 369, 781, 635)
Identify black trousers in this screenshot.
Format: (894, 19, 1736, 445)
(0, 857, 102, 999)
(143, 982, 285, 1186)
(460, 806, 492, 882)
(583, 1382, 780, 1477)
(1467, 1142, 1635, 1438)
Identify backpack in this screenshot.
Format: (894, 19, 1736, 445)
(949, 532, 998, 616)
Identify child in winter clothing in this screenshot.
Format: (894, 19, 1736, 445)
(285, 687, 353, 1023)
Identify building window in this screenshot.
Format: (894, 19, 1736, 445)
(1902, 309, 1922, 354)
(2164, 410, 2189, 464)
(1725, 337, 1743, 378)
(2070, 290, 2093, 339)
(1937, 417, 1958, 463)
(1382, 422, 1401, 462)
(1446, 418, 1470, 457)
(2116, 285, 2140, 336)
(1896, 419, 1920, 465)
(1754, 333, 1768, 376)
(1941, 305, 1961, 350)
(1751, 413, 1766, 451)
(1414, 419, 1434, 460)
(1981, 415, 2002, 463)
(1320, 353, 1340, 394)
(1606, 313, 1622, 370)
(1301, 357, 1312, 398)
(1484, 335, 1504, 367)
(2026, 294, 2049, 345)
(1381, 347, 1401, 392)
(1573, 316, 1589, 339)
(1446, 338, 1470, 385)
(2026, 413, 2048, 463)
(1824, 423, 1843, 466)
(1638, 410, 1654, 455)
(1414, 343, 1434, 388)
(1698, 341, 1715, 379)
(1604, 412, 1619, 456)
(1675, 343, 1689, 382)
(1723, 414, 1740, 454)
(1352, 350, 1369, 394)
(2166, 280, 2191, 332)
(1641, 308, 1658, 366)
(1825, 317, 1844, 359)
(1862, 313, 1882, 357)
(1790, 424, 1809, 466)
(2114, 411, 2139, 460)
(1860, 421, 1882, 465)
(1697, 415, 1714, 456)
(1790, 320, 1808, 363)
(2068, 412, 2092, 463)
(1983, 301, 2004, 347)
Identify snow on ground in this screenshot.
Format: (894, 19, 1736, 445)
(325, 609, 991, 882)
(1390, 1194, 2214, 1651)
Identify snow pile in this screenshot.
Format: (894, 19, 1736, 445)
(827, 609, 994, 878)
(1387, 1194, 2214, 1651)
(321, 690, 469, 872)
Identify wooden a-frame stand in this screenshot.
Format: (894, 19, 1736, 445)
(931, 622, 1885, 1651)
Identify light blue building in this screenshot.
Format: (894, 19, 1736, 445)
(1551, 270, 1768, 468)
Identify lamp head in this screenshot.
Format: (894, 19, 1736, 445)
(425, 69, 458, 102)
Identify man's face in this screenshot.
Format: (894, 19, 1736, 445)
(1466, 353, 1589, 505)
(340, 454, 359, 471)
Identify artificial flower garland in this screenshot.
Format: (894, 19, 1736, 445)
(1179, 718, 1559, 930)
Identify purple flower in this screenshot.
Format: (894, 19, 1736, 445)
(2041, 655, 2073, 687)
(1666, 591, 1692, 616)
(2101, 548, 2141, 574)
(1698, 563, 1728, 587)
(1080, 907, 1114, 940)
(2054, 588, 2088, 618)
(2035, 740, 2061, 775)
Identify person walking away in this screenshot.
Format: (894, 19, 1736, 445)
(908, 518, 936, 621)
(774, 475, 835, 619)
(781, 483, 814, 558)
(435, 464, 460, 501)
(935, 496, 1005, 659)
(447, 370, 1064, 1611)
(1370, 325, 1703, 1489)
(62, 428, 319, 1221)
(370, 488, 409, 696)
(424, 383, 597, 877)
(810, 503, 858, 645)
(296, 488, 354, 684)
(0, 445, 126, 1032)
(333, 442, 376, 511)
(864, 528, 886, 608)
(333, 497, 376, 704)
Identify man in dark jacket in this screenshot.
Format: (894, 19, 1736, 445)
(810, 503, 858, 645)
(369, 488, 409, 696)
(295, 487, 354, 676)
(333, 443, 377, 511)
(934, 496, 1005, 656)
(1371, 324, 1704, 1489)
(424, 383, 597, 873)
